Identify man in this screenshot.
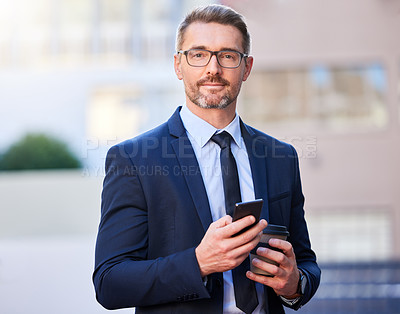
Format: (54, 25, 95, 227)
(93, 4, 320, 313)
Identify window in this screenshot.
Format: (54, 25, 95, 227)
(239, 64, 388, 132)
(306, 207, 393, 262)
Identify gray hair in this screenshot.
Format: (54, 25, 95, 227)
(176, 4, 251, 54)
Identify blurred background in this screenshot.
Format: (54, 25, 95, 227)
(0, 0, 399, 313)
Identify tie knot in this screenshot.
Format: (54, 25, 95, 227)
(211, 131, 232, 149)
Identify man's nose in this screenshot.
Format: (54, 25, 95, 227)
(205, 55, 222, 76)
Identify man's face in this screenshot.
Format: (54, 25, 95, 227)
(174, 22, 253, 110)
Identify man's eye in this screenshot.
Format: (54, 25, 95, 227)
(191, 51, 207, 58)
(220, 53, 237, 60)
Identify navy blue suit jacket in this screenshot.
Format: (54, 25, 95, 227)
(93, 107, 320, 313)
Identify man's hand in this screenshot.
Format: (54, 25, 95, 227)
(195, 215, 267, 277)
(246, 238, 300, 298)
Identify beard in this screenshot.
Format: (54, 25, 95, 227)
(185, 76, 238, 109)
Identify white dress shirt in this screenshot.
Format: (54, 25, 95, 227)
(180, 105, 266, 314)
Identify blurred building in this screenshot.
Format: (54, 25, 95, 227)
(1, 0, 400, 262)
(223, 0, 400, 264)
(224, 1, 400, 312)
(1, 0, 400, 313)
(0, 0, 214, 171)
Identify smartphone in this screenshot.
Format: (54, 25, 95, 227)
(232, 199, 263, 236)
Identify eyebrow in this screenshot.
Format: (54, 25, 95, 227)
(188, 45, 242, 53)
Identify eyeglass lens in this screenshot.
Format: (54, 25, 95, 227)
(186, 49, 241, 68)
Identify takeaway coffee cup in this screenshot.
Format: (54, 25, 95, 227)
(250, 224, 289, 276)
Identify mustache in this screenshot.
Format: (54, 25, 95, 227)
(197, 76, 230, 87)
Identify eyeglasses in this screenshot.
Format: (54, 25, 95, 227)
(177, 49, 248, 68)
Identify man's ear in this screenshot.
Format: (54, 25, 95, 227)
(174, 54, 183, 80)
(242, 56, 254, 82)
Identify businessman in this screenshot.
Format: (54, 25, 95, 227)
(93, 4, 320, 313)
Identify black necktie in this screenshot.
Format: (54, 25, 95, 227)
(212, 131, 259, 314)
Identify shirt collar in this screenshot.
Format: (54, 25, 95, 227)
(180, 105, 244, 149)
(221, 114, 243, 149)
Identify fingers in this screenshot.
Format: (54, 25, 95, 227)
(251, 253, 282, 276)
(248, 239, 300, 296)
(212, 215, 233, 228)
(263, 239, 295, 265)
(225, 219, 267, 260)
(256, 247, 286, 267)
(228, 215, 256, 235)
(268, 238, 295, 258)
(229, 230, 263, 259)
(210, 216, 266, 260)
(196, 216, 268, 276)
(247, 259, 300, 296)
(195, 216, 263, 276)
(224, 217, 267, 238)
(247, 270, 276, 286)
(246, 269, 290, 293)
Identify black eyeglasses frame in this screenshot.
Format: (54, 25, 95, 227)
(177, 49, 248, 69)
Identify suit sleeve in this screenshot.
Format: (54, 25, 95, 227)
(92, 145, 210, 310)
(285, 145, 321, 310)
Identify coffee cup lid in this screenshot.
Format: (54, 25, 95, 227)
(263, 224, 289, 236)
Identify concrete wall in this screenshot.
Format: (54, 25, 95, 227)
(0, 170, 131, 314)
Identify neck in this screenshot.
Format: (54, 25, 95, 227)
(186, 101, 237, 129)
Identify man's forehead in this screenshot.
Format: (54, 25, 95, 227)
(181, 22, 243, 51)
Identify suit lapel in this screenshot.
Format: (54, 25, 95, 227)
(241, 121, 270, 222)
(169, 107, 213, 232)
(167, 108, 270, 230)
